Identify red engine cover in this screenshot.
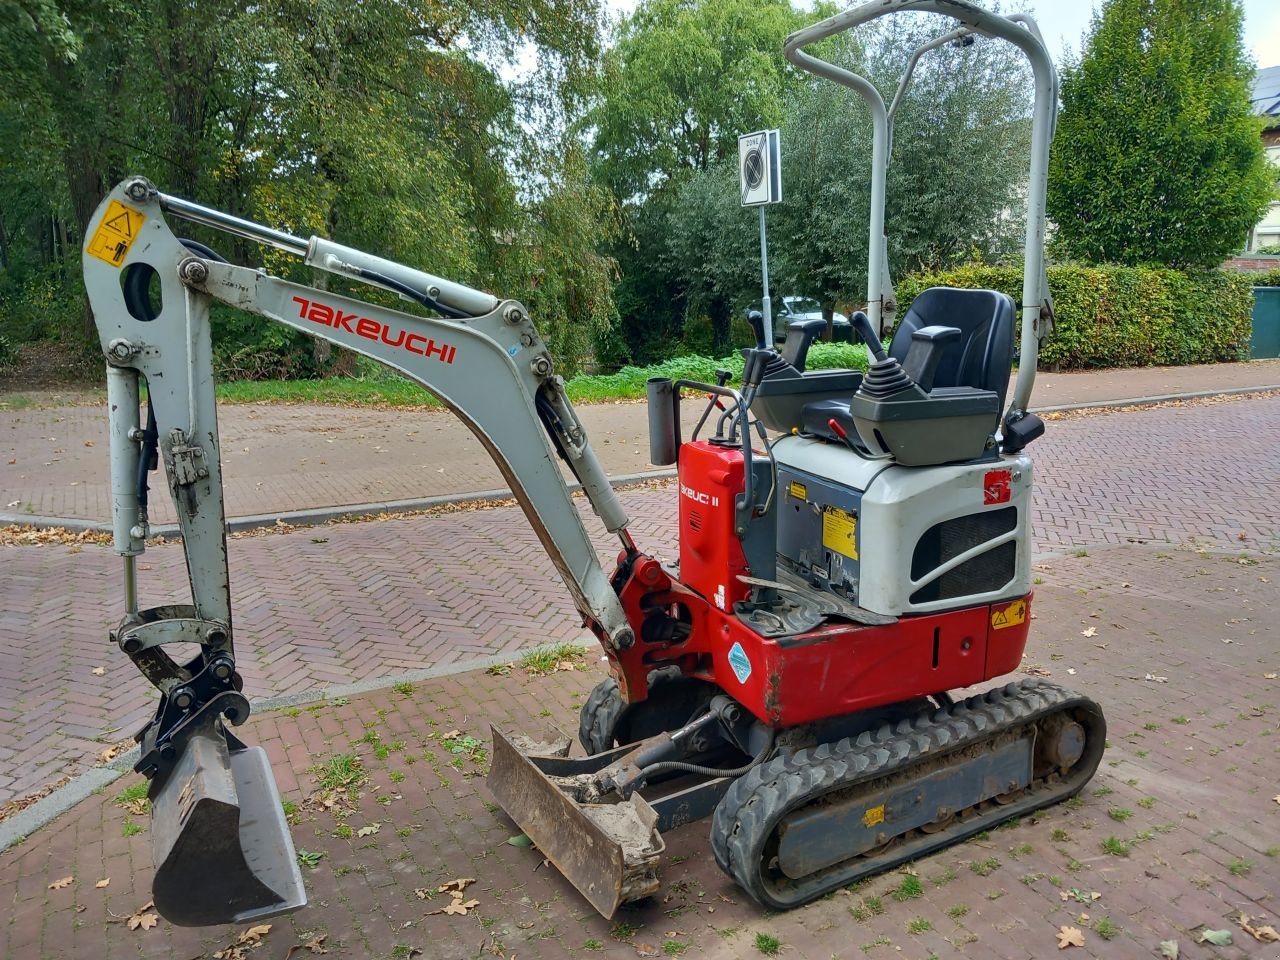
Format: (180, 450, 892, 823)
(678, 441, 750, 610)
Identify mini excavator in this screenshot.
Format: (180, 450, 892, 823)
(82, 0, 1103, 927)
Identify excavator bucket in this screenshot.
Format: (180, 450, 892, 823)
(488, 726, 664, 918)
(149, 726, 307, 926)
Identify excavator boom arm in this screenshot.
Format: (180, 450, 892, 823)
(81, 176, 633, 926)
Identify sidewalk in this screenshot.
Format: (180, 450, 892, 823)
(1, 544, 1276, 959)
(3, 359, 1279, 527)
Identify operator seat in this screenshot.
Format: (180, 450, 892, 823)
(888, 286, 1015, 411)
(801, 286, 1016, 448)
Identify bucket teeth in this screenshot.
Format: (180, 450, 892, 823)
(150, 725, 307, 926)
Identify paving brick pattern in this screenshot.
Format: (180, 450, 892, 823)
(1, 546, 1276, 959)
(0, 397, 1278, 807)
(4, 366, 1279, 526)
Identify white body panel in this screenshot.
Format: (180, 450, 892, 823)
(772, 436, 1032, 616)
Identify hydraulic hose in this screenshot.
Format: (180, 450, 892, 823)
(637, 728, 777, 783)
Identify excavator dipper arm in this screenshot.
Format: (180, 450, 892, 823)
(82, 176, 634, 925)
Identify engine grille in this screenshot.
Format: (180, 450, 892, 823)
(910, 507, 1017, 604)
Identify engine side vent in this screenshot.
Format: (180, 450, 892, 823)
(910, 507, 1017, 604)
(687, 510, 702, 531)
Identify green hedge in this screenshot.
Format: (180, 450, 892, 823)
(897, 264, 1254, 369)
(1244, 267, 1280, 289)
(567, 342, 871, 403)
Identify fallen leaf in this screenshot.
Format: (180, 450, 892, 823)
(635, 944, 660, 958)
(128, 910, 159, 931)
(356, 823, 380, 838)
(1197, 929, 1232, 946)
(1265, 673, 1277, 680)
(413, 888, 432, 900)
(506, 834, 534, 848)
(237, 924, 272, 944)
(1025, 665, 1052, 677)
(98, 744, 123, 763)
(92, 666, 106, 676)
(438, 878, 475, 894)
(1273, 795, 1280, 805)
(440, 730, 462, 740)
(1080, 627, 1097, 638)
(1057, 925, 1085, 949)
(213, 949, 246, 960)
(95, 878, 110, 888)
(1077, 912, 1090, 923)
(48, 876, 73, 890)
(442, 898, 479, 916)
(1067, 668, 1077, 675)
(1144, 673, 1169, 683)
(1159, 940, 1179, 959)
(84, 440, 93, 447)
(1236, 913, 1280, 943)
(302, 934, 328, 954)
(125, 798, 147, 816)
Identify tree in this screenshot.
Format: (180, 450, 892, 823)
(1047, 0, 1273, 268)
(770, 18, 1033, 330)
(0, 0, 619, 376)
(586, 0, 802, 359)
(588, 0, 801, 204)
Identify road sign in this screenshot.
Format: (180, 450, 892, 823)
(739, 129, 782, 207)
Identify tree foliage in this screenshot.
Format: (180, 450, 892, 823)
(586, 0, 802, 363)
(1047, 0, 1273, 268)
(0, 0, 618, 377)
(769, 17, 1032, 325)
(608, 5, 1036, 359)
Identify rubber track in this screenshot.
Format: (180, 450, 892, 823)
(579, 675, 625, 755)
(577, 665, 701, 755)
(709, 678, 1106, 910)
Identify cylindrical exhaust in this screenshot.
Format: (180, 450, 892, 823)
(646, 377, 678, 466)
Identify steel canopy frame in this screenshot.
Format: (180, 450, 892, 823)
(783, 0, 1058, 423)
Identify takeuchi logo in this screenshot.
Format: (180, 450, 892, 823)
(291, 295, 457, 364)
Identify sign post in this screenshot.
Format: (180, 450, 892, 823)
(738, 129, 783, 343)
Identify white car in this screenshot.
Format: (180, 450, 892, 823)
(774, 296, 851, 342)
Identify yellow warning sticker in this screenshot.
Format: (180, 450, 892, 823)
(86, 199, 146, 267)
(788, 481, 807, 501)
(990, 599, 1027, 630)
(822, 507, 858, 559)
(862, 804, 885, 828)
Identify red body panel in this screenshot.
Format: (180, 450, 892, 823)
(677, 442, 752, 611)
(591, 439, 1033, 727)
(600, 554, 1032, 726)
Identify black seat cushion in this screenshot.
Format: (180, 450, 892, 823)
(888, 287, 1016, 411)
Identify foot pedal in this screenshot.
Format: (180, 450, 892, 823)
(149, 725, 307, 926)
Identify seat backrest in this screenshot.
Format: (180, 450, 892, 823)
(888, 287, 1016, 410)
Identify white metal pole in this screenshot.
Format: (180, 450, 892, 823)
(759, 205, 773, 345)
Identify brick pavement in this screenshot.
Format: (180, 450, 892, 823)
(0, 545, 1276, 959)
(0, 396, 1278, 807)
(4, 360, 1279, 526)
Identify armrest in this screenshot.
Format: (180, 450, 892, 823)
(780, 318, 829, 371)
(901, 324, 961, 393)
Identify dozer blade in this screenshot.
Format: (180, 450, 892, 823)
(150, 725, 307, 926)
(488, 726, 664, 919)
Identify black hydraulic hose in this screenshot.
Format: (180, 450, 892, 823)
(638, 727, 777, 783)
(179, 238, 228, 263)
(356, 267, 471, 320)
(136, 402, 159, 512)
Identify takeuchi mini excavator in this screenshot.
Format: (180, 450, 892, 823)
(82, 0, 1104, 927)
